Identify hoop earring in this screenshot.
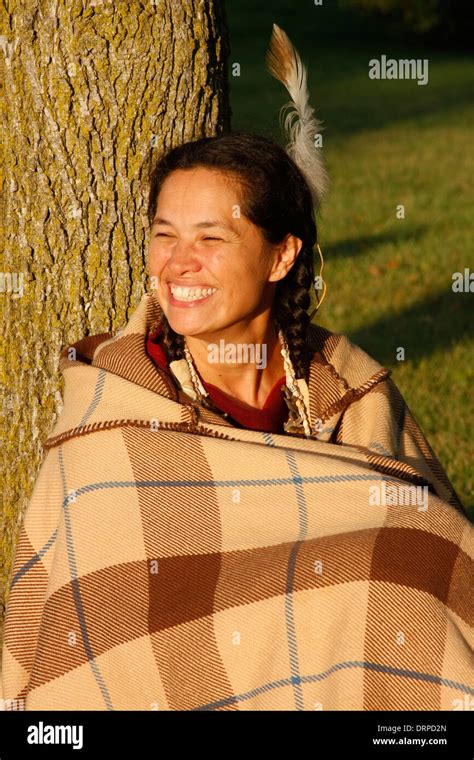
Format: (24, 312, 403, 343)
(308, 242, 327, 321)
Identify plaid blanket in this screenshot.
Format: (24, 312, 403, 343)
(1, 292, 472, 711)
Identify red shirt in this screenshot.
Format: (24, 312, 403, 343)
(146, 327, 288, 433)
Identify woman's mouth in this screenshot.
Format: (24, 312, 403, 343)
(168, 283, 218, 307)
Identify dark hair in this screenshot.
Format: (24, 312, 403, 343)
(147, 130, 317, 380)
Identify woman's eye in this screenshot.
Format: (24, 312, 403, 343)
(154, 234, 221, 241)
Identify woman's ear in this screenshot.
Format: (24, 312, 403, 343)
(268, 233, 303, 283)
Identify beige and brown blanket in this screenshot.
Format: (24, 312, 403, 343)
(1, 292, 472, 710)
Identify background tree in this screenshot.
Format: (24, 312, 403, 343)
(0, 0, 231, 646)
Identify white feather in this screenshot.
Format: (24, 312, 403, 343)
(265, 23, 330, 208)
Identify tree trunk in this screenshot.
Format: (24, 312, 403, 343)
(0, 0, 231, 645)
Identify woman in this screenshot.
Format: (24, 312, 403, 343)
(144, 130, 464, 510)
(1, 27, 471, 712)
(146, 136, 314, 437)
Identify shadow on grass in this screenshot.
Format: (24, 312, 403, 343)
(324, 226, 427, 260)
(347, 289, 473, 367)
(347, 289, 473, 515)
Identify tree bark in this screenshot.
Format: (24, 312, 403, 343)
(0, 0, 231, 644)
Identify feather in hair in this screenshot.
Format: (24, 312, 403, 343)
(265, 23, 329, 209)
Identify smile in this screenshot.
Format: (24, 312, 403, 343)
(168, 284, 218, 304)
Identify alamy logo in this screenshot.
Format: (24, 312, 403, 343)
(369, 55, 429, 85)
(207, 339, 267, 369)
(27, 721, 83, 750)
(0, 271, 24, 298)
(0, 697, 24, 710)
(369, 482, 428, 511)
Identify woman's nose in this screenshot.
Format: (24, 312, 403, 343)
(167, 242, 202, 274)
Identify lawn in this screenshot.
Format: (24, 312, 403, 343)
(225, 0, 474, 515)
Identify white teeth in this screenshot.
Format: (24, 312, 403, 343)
(170, 285, 217, 301)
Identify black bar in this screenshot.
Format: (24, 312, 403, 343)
(0, 709, 471, 757)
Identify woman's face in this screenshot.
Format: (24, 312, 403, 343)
(147, 167, 297, 339)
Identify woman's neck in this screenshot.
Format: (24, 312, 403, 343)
(184, 321, 286, 409)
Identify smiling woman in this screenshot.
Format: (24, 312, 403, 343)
(146, 142, 311, 416)
(1, 24, 471, 713)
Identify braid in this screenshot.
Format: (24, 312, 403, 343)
(274, 246, 314, 382)
(161, 318, 185, 363)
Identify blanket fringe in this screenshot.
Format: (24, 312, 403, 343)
(318, 367, 391, 422)
(42, 417, 235, 450)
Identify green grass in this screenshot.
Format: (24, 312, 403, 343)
(225, 0, 474, 515)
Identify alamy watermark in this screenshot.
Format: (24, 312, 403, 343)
(369, 55, 429, 86)
(207, 340, 267, 369)
(452, 268, 473, 292)
(0, 271, 24, 298)
(27, 721, 83, 750)
(369, 482, 429, 511)
(0, 697, 25, 710)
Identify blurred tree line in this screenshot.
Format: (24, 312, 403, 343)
(339, 0, 474, 47)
